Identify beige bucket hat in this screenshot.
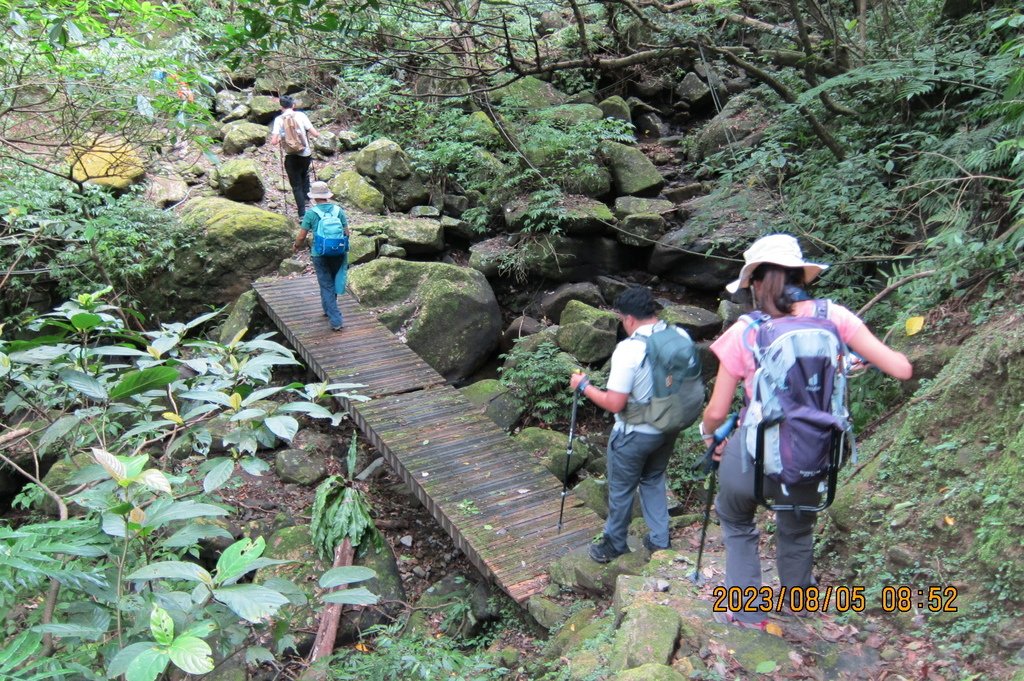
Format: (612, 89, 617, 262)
(725, 234, 828, 294)
(308, 181, 333, 199)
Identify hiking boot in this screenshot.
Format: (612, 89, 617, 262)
(588, 537, 628, 564)
(643, 535, 671, 553)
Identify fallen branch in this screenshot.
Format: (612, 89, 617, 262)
(302, 537, 354, 680)
(857, 270, 936, 317)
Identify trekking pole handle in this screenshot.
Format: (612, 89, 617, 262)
(693, 412, 739, 472)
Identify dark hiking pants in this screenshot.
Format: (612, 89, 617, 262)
(284, 153, 312, 217)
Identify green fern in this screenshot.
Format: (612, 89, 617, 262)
(0, 632, 76, 680)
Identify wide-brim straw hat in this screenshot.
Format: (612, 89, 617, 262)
(725, 234, 829, 294)
(308, 181, 333, 199)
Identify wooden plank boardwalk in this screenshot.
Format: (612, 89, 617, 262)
(253, 276, 604, 603)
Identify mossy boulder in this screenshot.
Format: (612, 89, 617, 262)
(275, 448, 327, 485)
(573, 477, 609, 518)
(527, 595, 569, 630)
(538, 282, 606, 323)
(353, 138, 430, 211)
(69, 135, 145, 190)
(613, 196, 675, 220)
(563, 164, 613, 198)
(312, 130, 337, 156)
(556, 300, 618, 363)
(357, 217, 444, 254)
(660, 304, 722, 341)
(503, 195, 614, 236)
(214, 89, 244, 118)
(692, 92, 772, 161)
(462, 111, 502, 147)
(600, 141, 665, 196)
(329, 171, 385, 214)
(542, 104, 604, 126)
(514, 427, 588, 481)
(617, 214, 666, 247)
(543, 607, 603, 659)
(458, 379, 525, 431)
(221, 121, 268, 155)
(609, 603, 680, 671)
(247, 95, 281, 124)
(217, 159, 265, 202)
(167, 198, 291, 315)
(614, 663, 688, 681)
(348, 259, 501, 381)
(518, 234, 592, 281)
(145, 174, 189, 208)
(490, 76, 567, 109)
(347, 234, 378, 265)
(468, 236, 514, 278)
(599, 95, 632, 122)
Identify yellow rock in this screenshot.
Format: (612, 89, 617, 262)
(69, 135, 145, 189)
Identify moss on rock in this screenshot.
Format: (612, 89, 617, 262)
(329, 171, 385, 214)
(69, 135, 145, 190)
(557, 300, 618, 363)
(221, 121, 268, 155)
(217, 159, 265, 202)
(600, 141, 665, 196)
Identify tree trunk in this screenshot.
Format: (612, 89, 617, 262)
(301, 537, 354, 680)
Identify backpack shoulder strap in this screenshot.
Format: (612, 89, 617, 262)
(813, 299, 830, 319)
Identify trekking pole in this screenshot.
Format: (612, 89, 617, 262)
(279, 146, 291, 216)
(690, 412, 739, 585)
(557, 378, 582, 533)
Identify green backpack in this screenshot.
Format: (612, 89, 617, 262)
(621, 323, 704, 434)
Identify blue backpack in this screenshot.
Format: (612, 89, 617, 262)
(311, 205, 348, 257)
(740, 300, 852, 512)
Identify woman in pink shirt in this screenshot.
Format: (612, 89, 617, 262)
(701, 234, 912, 630)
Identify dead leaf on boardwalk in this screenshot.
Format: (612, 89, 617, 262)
(788, 650, 805, 666)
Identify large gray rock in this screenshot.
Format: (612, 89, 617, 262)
(214, 90, 244, 118)
(221, 121, 268, 155)
(613, 196, 675, 220)
(503, 195, 614, 236)
(247, 95, 281, 124)
(609, 604, 681, 671)
(692, 91, 772, 161)
(489, 76, 567, 108)
(312, 130, 337, 156)
(648, 189, 780, 291)
(660, 304, 722, 341)
(468, 236, 513, 278)
(356, 217, 444, 254)
(600, 141, 665, 195)
(674, 72, 712, 108)
(163, 198, 291, 316)
(617, 214, 667, 247)
(458, 379, 525, 431)
(598, 95, 632, 122)
(216, 159, 265, 202)
(218, 290, 259, 345)
(353, 138, 430, 211)
(500, 315, 545, 352)
(348, 259, 501, 381)
(514, 427, 587, 481)
(145, 174, 189, 208)
(275, 448, 327, 485)
(538, 282, 606, 323)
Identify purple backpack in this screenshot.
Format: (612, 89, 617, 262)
(740, 300, 851, 511)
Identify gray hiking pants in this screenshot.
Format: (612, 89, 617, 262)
(603, 429, 675, 555)
(715, 435, 820, 623)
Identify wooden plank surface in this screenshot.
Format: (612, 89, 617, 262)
(252, 276, 604, 602)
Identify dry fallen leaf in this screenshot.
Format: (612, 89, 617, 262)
(906, 316, 925, 336)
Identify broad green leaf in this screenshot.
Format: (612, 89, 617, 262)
(264, 414, 299, 442)
(245, 646, 274, 664)
(143, 499, 230, 528)
(70, 312, 102, 331)
(58, 369, 108, 400)
(160, 523, 233, 549)
(276, 402, 335, 419)
(184, 308, 224, 330)
(321, 587, 379, 606)
(150, 607, 174, 646)
(755, 660, 777, 674)
(38, 414, 82, 454)
(30, 621, 106, 640)
(203, 458, 235, 493)
(178, 389, 234, 407)
(0, 351, 11, 378)
(215, 537, 267, 586)
(125, 646, 169, 681)
(137, 469, 172, 495)
(120, 455, 149, 481)
(91, 448, 126, 482)
(107, 642, 158, 678)
(213, 584, 289, 622)
(127, 560, 212, 585)
(241, 385, 287, 406)
(167, 635, 214, 674)
(239, 457, 270, 476)
(149, 334, 179, 357)
(320, 566, 376, 588)
(229, 407, 268, 422)
(109, 366, 179, 401)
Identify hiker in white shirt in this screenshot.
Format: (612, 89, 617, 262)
(270, 94, 320, 218)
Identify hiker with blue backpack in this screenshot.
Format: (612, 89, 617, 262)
(701, 234, 912, 630)
(569, 286, 704, 563)
(294, 181, 350, 331)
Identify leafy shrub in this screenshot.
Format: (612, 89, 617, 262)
(0, 291, 363, 678)
(0, 166, 189, 316)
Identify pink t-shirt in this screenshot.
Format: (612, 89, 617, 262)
(710, 300, 865, 398)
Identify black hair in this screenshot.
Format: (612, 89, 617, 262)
(279, 95, 295, 109)
(750, 264, 806, 317)
(613, 286, 658, 319)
